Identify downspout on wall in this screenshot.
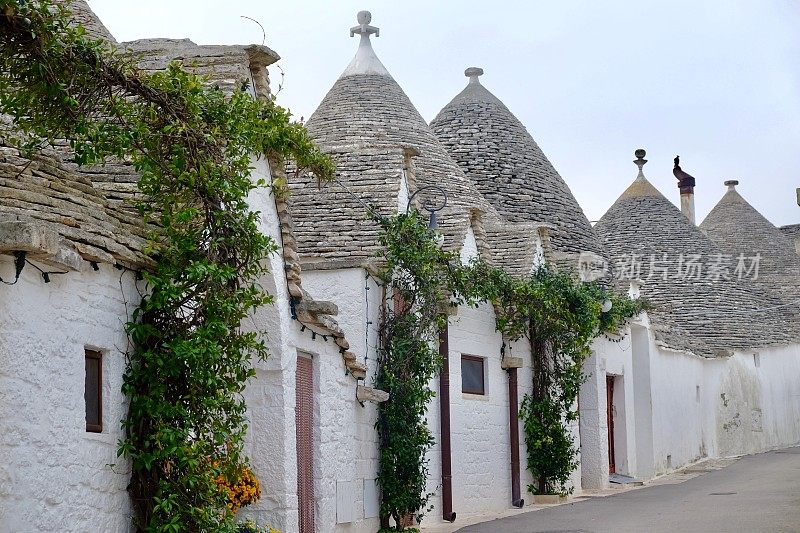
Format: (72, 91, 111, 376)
(502, 347, 525, 508)
(439, 320, 457, 522)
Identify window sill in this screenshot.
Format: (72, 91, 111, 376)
(83, 430, 117, 445)
(462, 392, 489, 401)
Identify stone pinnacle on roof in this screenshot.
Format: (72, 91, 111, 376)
(724, 179, 739, 191)
(465, 67, 484, 84)
(341, 10, 390, 78)
(634, 149, 647, 177)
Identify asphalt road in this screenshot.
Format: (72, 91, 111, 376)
(458, 448, 800, 533)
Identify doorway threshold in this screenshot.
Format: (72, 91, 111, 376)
(609, 473, 644, 486)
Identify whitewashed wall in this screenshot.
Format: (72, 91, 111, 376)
(649, 343, 706, 474)
(301, 267, 382, 533)
(580, 311, 800, 488)
(0, 256, 139, 532)
(239, 157, 299, 532)
(704, 345, 800, 459)
(579, 333, 636, 489)
(242, 159, 382, 533)
(424, 302, 537, 525)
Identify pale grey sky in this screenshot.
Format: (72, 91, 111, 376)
(90, 0, 800, 227)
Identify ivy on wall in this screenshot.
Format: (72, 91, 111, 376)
(2, 1, 646, 530)
(469, 263, 644, 495)
(373, 212, 464, 530)
(0, 2, 332, 531)
(375, 214, 644, 530)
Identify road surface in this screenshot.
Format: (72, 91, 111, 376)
(458, 448, 800, 533)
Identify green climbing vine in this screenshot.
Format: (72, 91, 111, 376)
(0, 2, 332, 531)
(469, 262, 644, 495)
(375, 213, 644, 529)
(373, 212, 468, 530)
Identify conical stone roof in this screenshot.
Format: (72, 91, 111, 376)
(430, 68, 603, 258)
(780, 224, 800, 243)
(700, 181, 800, 305)
(289, 12, 507, 269)
(594, 151, 798, 357)
(59, 0, 117, 43)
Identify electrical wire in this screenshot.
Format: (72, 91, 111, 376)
(0, 252, 27, 285)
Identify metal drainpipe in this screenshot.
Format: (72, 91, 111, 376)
(439, 320, 457, 522)
(508, 366, 524, 508)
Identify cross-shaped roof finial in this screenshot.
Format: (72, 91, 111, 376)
(340, 10, 389, 77)
(351, 10, 379, 39)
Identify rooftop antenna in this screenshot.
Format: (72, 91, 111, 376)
(240, 15, 266, 46)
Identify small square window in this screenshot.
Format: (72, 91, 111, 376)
(85, 350, 102, 433)
(461, 355, 485, 395)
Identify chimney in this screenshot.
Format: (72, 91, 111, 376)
(679, 188, 695, 224)
(673, 156, 696, 224)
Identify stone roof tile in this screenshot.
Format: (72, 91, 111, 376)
(700, 182, 800, 305)
(0, 140, 150, 268)
(780, 223, 800, 240)
(61, 0, 117, 43)
(483, 220, 545, 278)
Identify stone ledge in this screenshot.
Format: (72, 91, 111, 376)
(0, 221, 83, 271)
(501, 356, 524, 369)
(356, 385, 389, 403)
(296, 299, 338, 316)
(346, 360, 367, 379)
(0, 221, 60, 256)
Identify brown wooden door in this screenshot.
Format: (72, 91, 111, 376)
(606, 375, 616, 474)
(296, 355, 315, 533)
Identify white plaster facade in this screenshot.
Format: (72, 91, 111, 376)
(297, 266, 382, 533)
(0, 257, 139, 532)
(237, 159, 383, 533)
(424, 303, 540, 525)
(580, 313, 800, 490)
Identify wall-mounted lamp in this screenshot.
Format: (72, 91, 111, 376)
(407, 185, 448, 234)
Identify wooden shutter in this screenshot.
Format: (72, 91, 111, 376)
(85, 350, 102, 432)
(296, 354, 315, 532)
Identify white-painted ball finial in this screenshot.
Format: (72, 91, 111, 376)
(357, 10, 371, 25)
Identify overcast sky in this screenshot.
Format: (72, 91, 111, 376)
(90, 0, 800, 227)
